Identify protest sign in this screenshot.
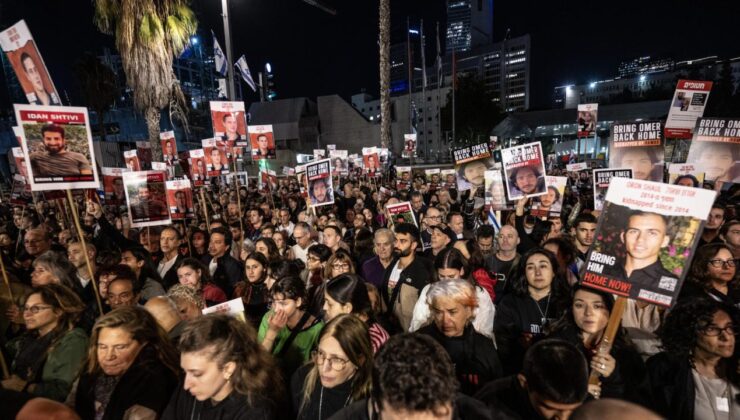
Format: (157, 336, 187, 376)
(403, 134, 417, 158)
(10, 174, 31, 205)
(202, 139, 229, 176)
(577, 103, 598, 138)
(123, 171, 171, 228)
(13, 105, 99, 191)
(501, 142, 546, 200)
(581, 177, 716, 307)
(135, 141, 152, 170)
(396, 166, 412, 190)
(313, 149, 326, 160)
(685, 118, 740, 184)
(11, 146, 29, 179)
(165, 179, 194, 220)
(101, 167, 127, 205)
(188, 149, 206, 186)
(0, 20, 61, 106)
(248, 124, 276, 160)
(210, 101, 247, 146)
(124, 150, 140, 171)
(566, 162, 589, 172)
(453, 142, 493, 191)
(160, 131, 177, 165)
(593, 168, 632, 211)
(386, 201, 417, 227)
(425, 168, 441, 190)
(485, 167, 510, 211)
(329, 150, 348, 176)
(306, 158, 333, 207)
(362, 147, 380, 175)
(608, 121, 664, 182)
(202, 297, 246, 322)
(259, 169, 277, 191)
(668, 163, 705, 187)
(531, 176, 567, 218)
(665, 80, 713, 139)
(441, 169, 456, 189)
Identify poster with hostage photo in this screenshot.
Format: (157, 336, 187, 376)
(396, 166, 412, 190)
(202, 138, 229, 176)
(501, 142, 547, 200)
(210, 101, 247, 145)
(124, 150, 140, 171)
(160, 131, 178, 165)
(453, 142, 493, 192)
(166, 179, 194, 220)
(305, 158, 333, 207)
(188, 149, 206, 186)
(484, 167, 510, 211)
(581, 177, 716, 307)
(668, 163, 705, 188)
(593, 168, 632, 211)
(531, 176, 567, 218)
(14, 104, 99, 191)
(608, 121, 664, 182)
(101, 167, 128, 206)
(686, 118, 740, 185)
(248, 124, 276, 160)
(329, 149, 348, 176)
(123, 171, 171, 228)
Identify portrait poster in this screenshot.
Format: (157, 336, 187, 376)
(160, 131, 178, 165)
(13, 104, 99, 191)
(123, 170, 171, 228)
(531, 176, 567, 218)
(248, 124, 276, 160)
(210, 101, 247, 146)
(165, 179, 194, 220)
(484, 167, 510, 211)
(0, 20, 61, 106)
(135, 141, 153, 170)
(501, 142, 546, 200)
(202, 138, 229, 176)
(685, 118, 740, 184)
(188, 149, 206, 187)
(11, 146, 29, 179)
(441, 169, 457, 189)
(124, 150, 140, 171)
(306, 158, 333, 207)
(453, 142, 494, 192)
(326, 144, 336, 152)
(232, 146, 245, 172)
(403, 134, 417, 158)
(296, 164, 308, 199)
(593, 168, 632, 211)
(580, 177, 716, 307)
(329, 150, 348, 176)
(396, 166, 412, 190)
(313, 149, 326, 160)
(362, 147, 380, 175)
(665, 80, 713, 139)
(577, 103, 598, 138)
(668, 163, 705, 187)
(386, 201, 418, 228)
(259, 169, 277, 192)
(425, 168, 441, 190)
(10, 174, 31, 205)
(608, 121, 664, 182)
(101, 167, 127, 206)
(282, 166, 295, 176)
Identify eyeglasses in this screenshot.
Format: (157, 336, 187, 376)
(702, 325, 740, 337)
(312, 350, 351, 371)
(708, 259, 738, 268)
(108, 291, 134, 303)
(23, 305, 52, 314)
(332, 263, 350, 270)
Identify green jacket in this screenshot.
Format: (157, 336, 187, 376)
(24, 328, 89, 402)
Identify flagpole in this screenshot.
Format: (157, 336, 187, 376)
(407, 17, 413, 134)
(419, 19, 427, 159)
(221, 0, 236, 100)
(452, 46, 456, 145)
(436, 21, 442, 161)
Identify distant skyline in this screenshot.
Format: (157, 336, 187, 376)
(1, 0, 739, 110)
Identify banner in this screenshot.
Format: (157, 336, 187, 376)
(329, 149, 348, 176)
(210, 101, 247, 146)
(386, 201, 417, 227)
(0, 20, 61, 106)
(188, 149, 206, 187)
(501, 142, 546, 200)
(531, 176, 567, 218)
(484, 167, 509, 211)
(166, 179, 194, 220)
(685, 118, 740, 184)
(593, 168, 632, 211)
(608, 121, 664, 182)
(577, 103, 598, 138)
(396, 166, 412, 190)
(664, 80, 713, 139)
(668, 163, 704, 187)
(13, 105, 99, 191)
(247, 124, 276, 160)
(453, 142, 494, 191)
(160, 131, 178, 165)
(124, 150, 140, 171)
(101, 167, 127, 206)
(305, 158, 333, 207)
(566, 162, 588, 172)
(123, 171, 171, 228)
(202, 138, 229, 176)
(581, 177, 716, 307)
(403, 134, 417, 158)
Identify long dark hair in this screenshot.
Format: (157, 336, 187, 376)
(325, 274, 374, 321)
(510, 248, 570, 306)
(689, 243, 738, 290)
(176, 257, 213, 286)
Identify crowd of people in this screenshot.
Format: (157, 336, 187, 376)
(0, 162, 738, 419)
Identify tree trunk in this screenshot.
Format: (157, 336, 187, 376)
(145, 107, 163, 161)
(379, 0, 391, 151)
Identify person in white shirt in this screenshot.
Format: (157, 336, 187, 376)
(291, 222, 317, 265)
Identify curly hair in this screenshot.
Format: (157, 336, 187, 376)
(510, 248, 570, 305)
(178, 314, 284, 407)
(372, 333, 458, 416)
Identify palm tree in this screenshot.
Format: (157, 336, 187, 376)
(378, 0, 391, 151)
(74, 53, 117, 142)
(93, 0, 196, 160)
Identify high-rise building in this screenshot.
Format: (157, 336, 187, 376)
(446, 0, 493, 53)
(617, 56, 674, 78)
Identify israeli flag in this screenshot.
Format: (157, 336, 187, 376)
(235, 55, 257, 92)
(212, 31, 227, 76)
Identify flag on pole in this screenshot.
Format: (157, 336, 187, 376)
(235, 55, 257, 92)
(419, 19, 427, 89)
(212, 30, 227, 76)
(436, 22, 443, 88)
(488, 208, 501, 234)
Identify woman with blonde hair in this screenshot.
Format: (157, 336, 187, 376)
(71, 306, 179, 419)
(291, 314, 373, 419)
(163, 314, 284, 419)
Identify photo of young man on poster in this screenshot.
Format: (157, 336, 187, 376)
(29, 123, 92, 177)
(20, 52, 60, 106)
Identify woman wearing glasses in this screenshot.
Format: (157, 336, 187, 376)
(291, 314, 373, 420)
(307, 250, 355, 316)
(646, 298, 740, 419)
(680, 243, 739, 306)
(2, 284, 87, 402)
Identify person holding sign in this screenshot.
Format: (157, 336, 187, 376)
(30, 124, 92, 177)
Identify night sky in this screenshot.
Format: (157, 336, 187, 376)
(1, 0, 739, 110)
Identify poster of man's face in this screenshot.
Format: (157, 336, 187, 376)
(686, 120, 739, 184)
(160, 131, 177, 162)
(166, 180, 194, 220)
(123, 171, 171, 227)
(248, 125, 276, 160)
(202, 139, 229, 176)
(0, 21, 61, 106)
(102, 168, 127, 205)
(14, 105, 99, 191)
(363, 153, 379, 173)
(210, 101, 246, 144)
